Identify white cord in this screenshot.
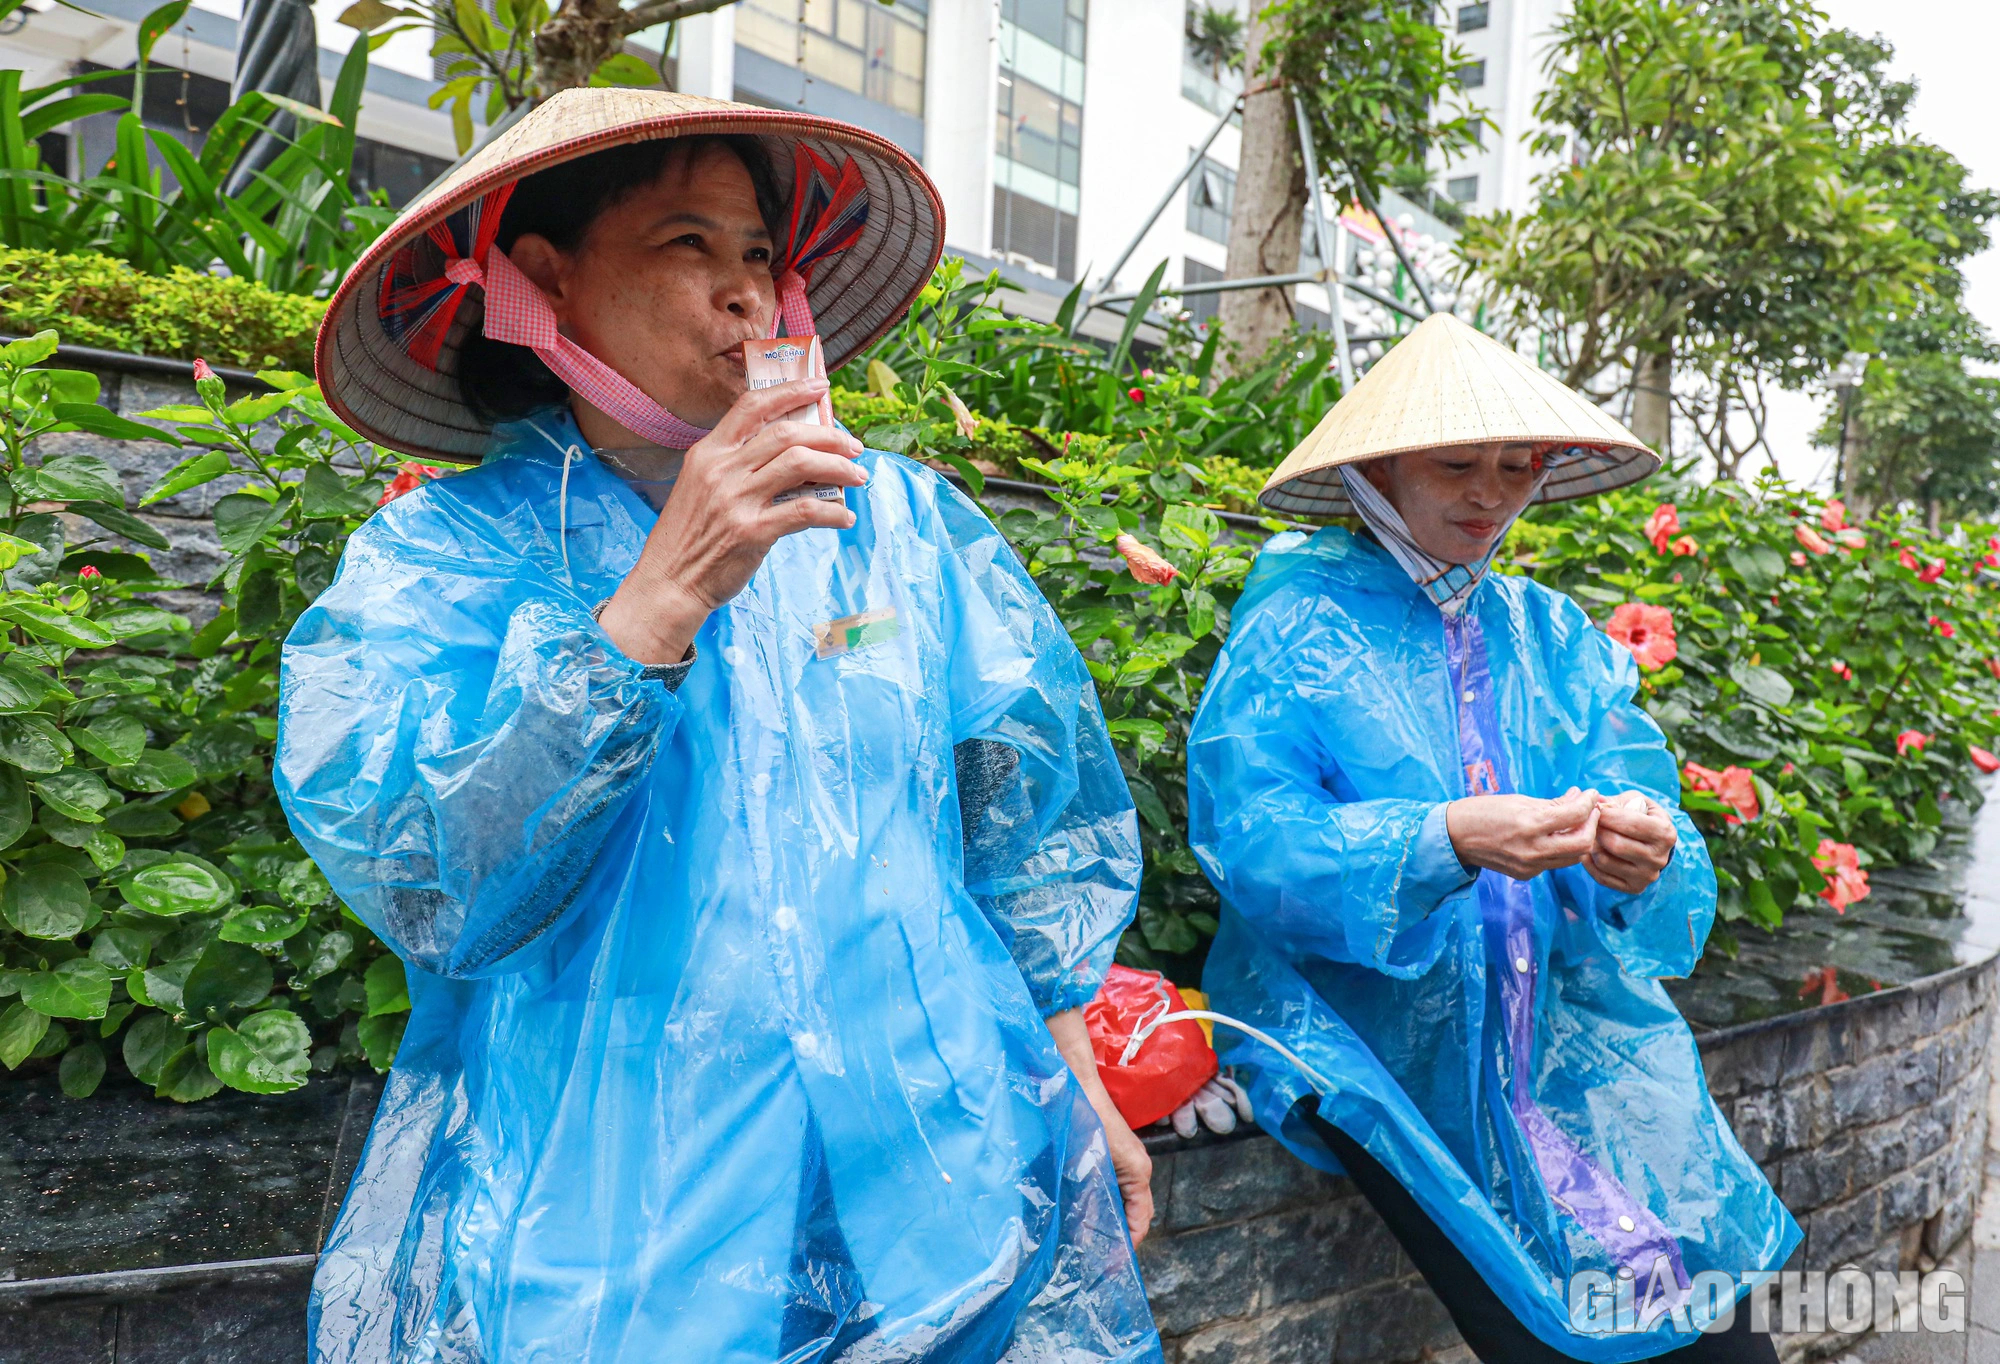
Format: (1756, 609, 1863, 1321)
(1120, 1008, 1342, 1098)
(558, 442, 578, 583)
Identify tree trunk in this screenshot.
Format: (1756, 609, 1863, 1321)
(535, 0, 631, 93)
(1216, 7, 1305, 374)
(1629, 349, 1672, 456)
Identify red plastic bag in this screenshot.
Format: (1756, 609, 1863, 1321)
(1085, 964, 1218, 1129)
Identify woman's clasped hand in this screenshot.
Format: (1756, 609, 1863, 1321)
(1446, 788, 1678, 892)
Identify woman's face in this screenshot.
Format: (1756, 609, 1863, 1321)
(509, 144, 777, 435)
(1361, 442, 1540, 564)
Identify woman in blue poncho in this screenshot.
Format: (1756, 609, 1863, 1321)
(279, 90, 1160, 1363)
(1187, 314, 1799, 1363)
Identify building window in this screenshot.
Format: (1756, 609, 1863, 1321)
(994, 73, 1082, 188)
(1447, 174, 1479, 203)
(1181, 2, 1243, 116)
(994, 0, 1087, 280)
(1457, 2, 1489, 31)
(1456, 59, 1486, 88)
(1180, 257, 1223, 326)
(1184, 155, 1234, 243)
(736, 0, 928, 118)
(993, 186, 1078, 280)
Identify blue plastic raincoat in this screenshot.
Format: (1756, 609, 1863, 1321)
(275, 412, 1159, 1364)
(1188, 527, 1799, 1361)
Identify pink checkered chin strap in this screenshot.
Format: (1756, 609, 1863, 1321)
(378, 144, 870, 448)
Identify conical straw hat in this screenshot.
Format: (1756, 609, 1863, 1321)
(1260, 312, 1659, 518)
(317, 88, 945, 463)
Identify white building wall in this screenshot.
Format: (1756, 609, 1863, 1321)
(1440, 0, 1569, 217)
(675, 7, 737, 102)
(923, 0, 998, 262)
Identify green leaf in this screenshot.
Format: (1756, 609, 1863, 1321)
(219, 901, 308, 944)
(213, 492, 289, 554)
(279, 859, 332, 907)
(1, 330, 58, 367)
(154, 1042, 223, 1102)
(22, 454, 122, 504)
(89, 925, 154, 970)
(136, 958, 192, 1012)
(105, 801, 180, 837)
(134, 404, 213, 424)
(2, 861, 93, 938)
(136, 0, 192, 61)
(221, 389, 296, 426)
(122, 855, 235, 916)
(66, 500, 171, 550)
(293, 545, 336, 600)
(298, 463, 376, 520)
(0, 713, 73, 772)
(207, 1008, 310, 1093)
(0, 599, 114, 649)
(0, 530, 46, 571)
(236, 567, 283, 633)
(1733, 663, 1795, 710)
(0, 1001, 50, 1068)
(141, 450, 233, 506)
(589, 52, 659, 86)
(301, 929, 353, 982)
(357, 1011, 406, 1071)
(1725, 544, 1787, 594)
(180, 940, 273, 1016)
(365, 953, 409, 1015)
(0, 656, 62, 714)
(19, 958, 113, 1019)
(122, 1009, 178, 1083)
(59, 1040, 105, 1096)
(47, 407, 178, 449)
(861, 422, 926, 455)
(33, 768, 114, 821)
(0, 765, 29, 849)
(96, 605, 185, 640)
(107, 748, 199, 793)
(177, 721, 257, 778)
(73, 714, 146, 767)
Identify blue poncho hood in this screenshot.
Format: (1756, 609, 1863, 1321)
(1188, 527, 1799, 1361)
(276, 413, 1159, 1363)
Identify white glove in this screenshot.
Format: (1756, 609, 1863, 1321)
(1168, 1074, 1256, 1136)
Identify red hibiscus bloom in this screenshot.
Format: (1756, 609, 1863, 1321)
(1113, 533, 1178, 585)
(1789, 551, 1807, 567)
(1670, 535, 1697, 556)
(1812, 839, 1870, 913)
(77, 564, 102, 580)
(1899, 547, 1920, 571)
(1644, 503, 1680, 554)
(1919, 561, 1946, 583)
(1837, 529, 1867, 551)
(1830, 660, 1853, 681)
(1895, 729, 1933, 757)
(1987, 658, 2000, 681)
(1820, 499, 1847, 532)
(1928, 615, 1956, 639)
(1127, 387, 1145, 404)
(1971, 746, 2000, 775)
(192, 357, 216, 383)
(1795, 524, 1832, 556)
(1605, 602, 1677, 670)
(1683, 762, 1759, 823)
(378, 462, 443, 506)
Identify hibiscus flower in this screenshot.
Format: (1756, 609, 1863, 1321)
(1971, 746, 2000, 775)
(1790, 551, 1808, 568)
(1795, 524, 1832, 555)
(1670, 535, 1698, 556)
(1114, 533, 1178, 585)
(1919, 561, 1947, 583)
(1830, 660, 1853, 681)
(1812, 839, 1870, 912)
(1605, 603, 1677, 670)
(1820, 499, 1847, 533)
(378, 462, 443, 505)
(1899, 547, 1920, 572)
(1683, 762, 1759, 823)
(1928, 615, 1957, 639)
(1644, 503, 1680, 554)
(1895, 729, 1932, 757)
(192, 357, 217, 383)
(1798, 965, 1850, 1006)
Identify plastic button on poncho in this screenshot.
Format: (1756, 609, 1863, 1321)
(1188, 528, 1799, 1361)
(275, 413, 1158, 1364)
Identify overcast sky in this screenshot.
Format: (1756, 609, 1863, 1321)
(1757, 1, 2000, 485)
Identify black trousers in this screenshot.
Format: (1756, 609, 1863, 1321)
(1302, 1110, 1779, 1364)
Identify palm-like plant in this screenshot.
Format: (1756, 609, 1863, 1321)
(1184, 4, 1245, 76)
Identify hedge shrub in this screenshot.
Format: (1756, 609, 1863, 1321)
(0, 249, 325, 371)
